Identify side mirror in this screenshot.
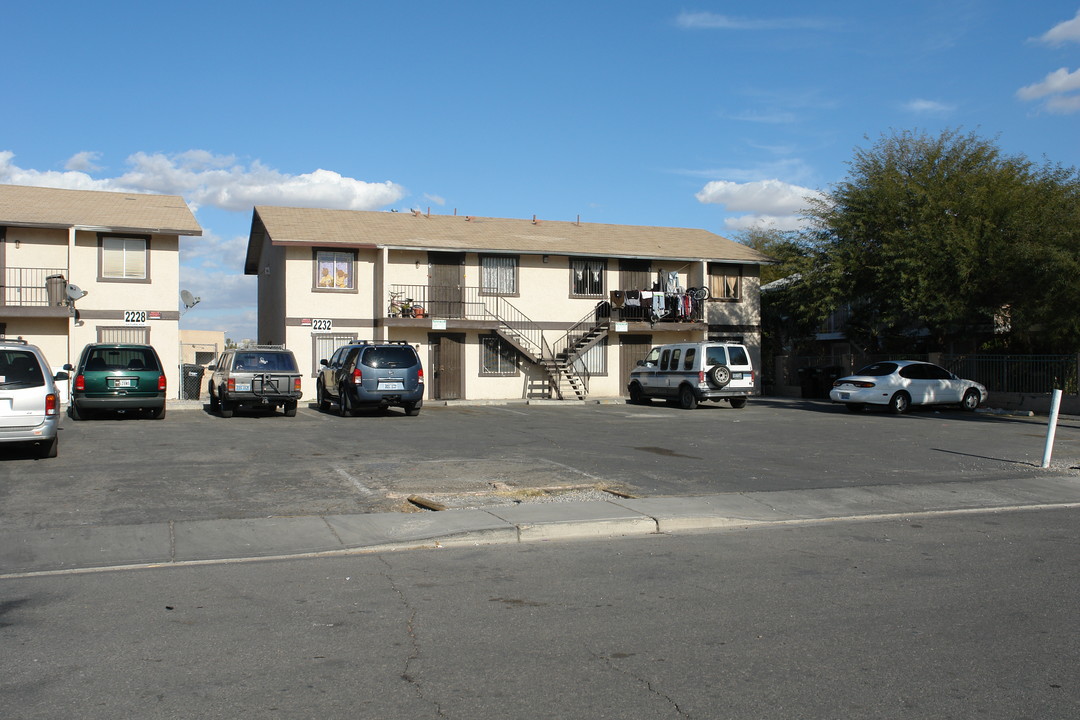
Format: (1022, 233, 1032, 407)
(636, 360, 645, 367)
(207, 364, 216, 371)
(54, 371, 70, 381)
(319, 359, 329, 366)
(63, 363, 74, 371)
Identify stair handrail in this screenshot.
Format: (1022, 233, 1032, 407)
(552, 301, 610, 362)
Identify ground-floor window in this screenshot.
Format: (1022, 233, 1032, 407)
(97, 325, 150, 344)
(572, 337, 608, 377)
(480, 335, 519, 375)
(312, 333, 356, 375)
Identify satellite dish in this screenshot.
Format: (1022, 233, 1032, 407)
(66, 284, 87, 302)
(180, 289, 201, 309)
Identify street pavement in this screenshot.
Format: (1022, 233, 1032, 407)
(3, 395, 1080, 575)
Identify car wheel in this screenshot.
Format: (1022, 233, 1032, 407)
(338, 387, 354, 417)
(284, 400, 298, 417)
(888, 391, 911, 414)
(628, 383, 648, 404)
(679, 385, 698, 410)
(219, 396, 234, 418)
(729, 397, 747, 409)
(961, 389, 981, 411)
(208, 383, 220, 412)
(39, 435, 58, 459)
(149, 405, 166, 420)
(707, 365, 731, 388)
(317, 384, 330, 412)
(70, 402, 84, 421)
(845, 403, 866, 413)
(404, 400, 422, 416)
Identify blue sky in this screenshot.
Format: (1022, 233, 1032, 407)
(3, 1, 1079, 341)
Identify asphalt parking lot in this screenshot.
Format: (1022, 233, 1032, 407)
(3, 397, 1079, 531)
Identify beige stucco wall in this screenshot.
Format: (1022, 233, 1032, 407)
(3, 226, 185, 398)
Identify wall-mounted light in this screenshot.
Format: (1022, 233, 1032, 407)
(14, 240, 19, 249)
(415, 260, 420, 269)
(542, 255, 549, 263)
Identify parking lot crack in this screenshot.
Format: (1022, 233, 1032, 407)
(590, 648, 690, 717)
(378, 555, 445, 716)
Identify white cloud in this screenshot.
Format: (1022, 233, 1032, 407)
(695, 178, 822, 215)
(1017, 66, 1080, 114)
(722, 214, 805, 232)
(1037, 9, 1080, 45)
(64, 151, 103, 172)
(902, 98, 956, 115)
(675, 11, 828, 31)
(0, 150, 407, 212)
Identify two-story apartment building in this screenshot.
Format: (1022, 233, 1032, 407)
(0, 184, 203, 397)
(245, 206, 769, 402)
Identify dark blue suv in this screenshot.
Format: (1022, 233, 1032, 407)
(317, 341, 424, 416)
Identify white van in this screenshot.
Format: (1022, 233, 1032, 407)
(0, 339, 67, 458)
(628, 342, 755, 409)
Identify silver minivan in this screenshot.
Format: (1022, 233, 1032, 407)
(628, 342, 755, 409)
(0, 339, 68, 458)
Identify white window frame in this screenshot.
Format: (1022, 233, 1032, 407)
(100, 235, 149, 281)
(480, 255, 518, 296)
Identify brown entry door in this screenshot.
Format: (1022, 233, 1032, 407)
(620, 335, 653, 396)
(430, 333, 464, 400)
(428, 252, 465, 319)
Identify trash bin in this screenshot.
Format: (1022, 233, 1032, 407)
(797, 366, 817, 398)
(819, 366, 845, 397)
(46, 274, 67, 307)
(181, 364, 204, 400)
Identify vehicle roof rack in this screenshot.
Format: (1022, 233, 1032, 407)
(244, 344, 287, 350)
(0, 338, 29, 345)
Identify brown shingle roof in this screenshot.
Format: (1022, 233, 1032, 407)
(0, 184, 202, 235)
(248, 206, 767, 273)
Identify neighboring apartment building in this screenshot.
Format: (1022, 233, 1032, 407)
(245, 207, 769, 401)
(0, 184, 203, 397)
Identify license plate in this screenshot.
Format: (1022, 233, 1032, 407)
(112, 378, 134, 388)
(732, 372, 743, 380)
(237, 383, 251, 392)
(839, 392, 850, 400)
(378, 381, 404, 390)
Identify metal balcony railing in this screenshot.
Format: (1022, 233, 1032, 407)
(2, 267, 67, 306)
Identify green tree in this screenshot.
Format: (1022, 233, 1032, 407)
(804, 128, 1080, 353)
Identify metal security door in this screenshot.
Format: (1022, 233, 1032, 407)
(428, 252, 465, 319)
(429, 333, 464, 400)
(620, 335, 653, 396)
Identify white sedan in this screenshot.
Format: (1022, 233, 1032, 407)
(829, 360, 988, 414)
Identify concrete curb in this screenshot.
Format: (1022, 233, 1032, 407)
(2, 474, 1079, 577)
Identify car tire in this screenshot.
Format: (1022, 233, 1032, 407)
(404, 400, 422, 417)
(707, 365, 731, 388)
(628, 383, 648, 405)
(219, 396, 234, 418)
(961, 389, 980, 411)
(339, 387, 354, 417)
(679, 385, 698, 410)
(209, 383, 220, 412)
(845, 403, 866, 413)
(317, 384, 330, 413)
(729, 397, 747, 409)
(70, 402, 84, 421)
(149, 405, 166, 420)
(284, 401, 298, 417)
(39, 435, 58, 459)
(888, 391, 911, 414)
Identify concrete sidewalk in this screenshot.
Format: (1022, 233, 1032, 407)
(3, 474, 1079, 577)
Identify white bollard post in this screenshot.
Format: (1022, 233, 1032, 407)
(1041, 389, 1063, 468)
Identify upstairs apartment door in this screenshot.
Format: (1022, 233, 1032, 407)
(428, 252, 465, 319)
(619, 259, 652, 293)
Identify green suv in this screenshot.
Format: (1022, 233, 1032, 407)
(65, 344, 167, 420)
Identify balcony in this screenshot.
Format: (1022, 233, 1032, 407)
(1, 267, 70, 316)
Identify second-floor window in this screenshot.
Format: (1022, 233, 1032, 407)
(315, 250, 355, 291)
(709, 263, 742, 301)
(481, 255, 517, 295)
(571, 258, 605, 297)
(100, 235, 148, 280)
